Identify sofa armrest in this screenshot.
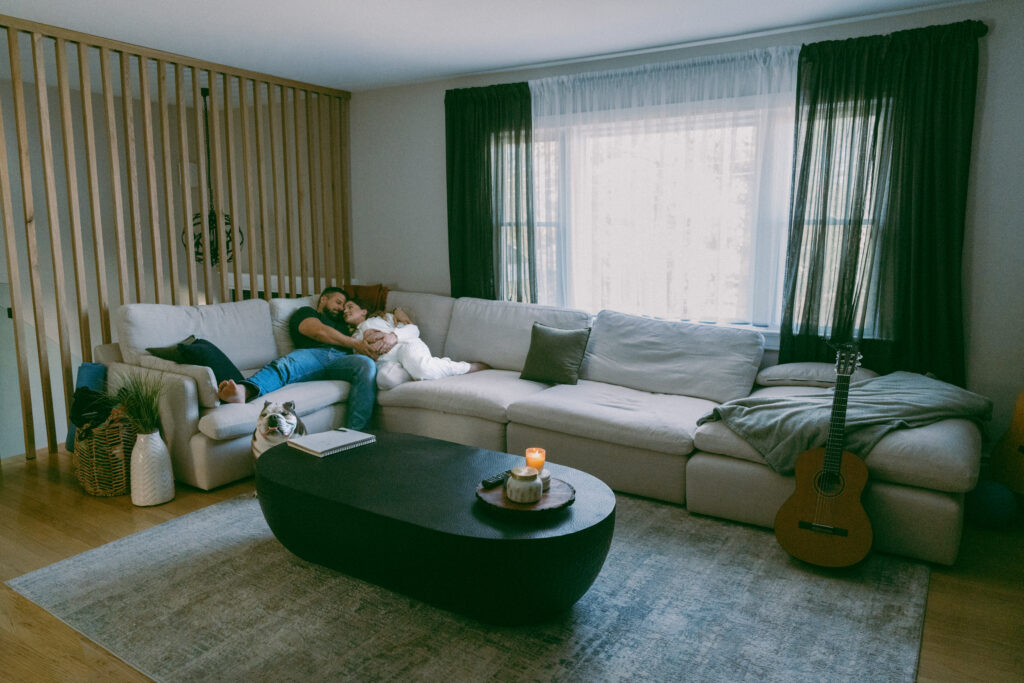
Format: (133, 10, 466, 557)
(106, 361, 202, 484)
(135, 354, 219, 408)
(157, 372, 201, 480)
(93, 342, 123, 364)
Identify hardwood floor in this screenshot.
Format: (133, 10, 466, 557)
(0, 450, 254, 681)
(1, 449, 1022, 682)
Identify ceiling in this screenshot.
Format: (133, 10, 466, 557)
(0, 0, 977, 91)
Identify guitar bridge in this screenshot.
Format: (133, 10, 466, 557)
(798, 520, 849, 537)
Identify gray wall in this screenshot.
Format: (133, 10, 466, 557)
(348, 0, 1024, 439)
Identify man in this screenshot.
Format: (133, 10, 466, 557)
(217, 287, 390, 430)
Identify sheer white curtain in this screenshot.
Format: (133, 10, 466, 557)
(528, 46, 798, 326)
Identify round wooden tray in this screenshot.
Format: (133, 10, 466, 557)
(475, 477, 576, 512)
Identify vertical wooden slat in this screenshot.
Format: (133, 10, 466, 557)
(333, 96, 350, 286)
(56, 38, 92, 362)
(329, 96, 341, 285)
(0, 14, 352, 457)
(119, 51, 145, 302)
(253, 82, 274, 300)
(193, 71, 214, 302)
(175, 63, 198, 305)
(238, 77, 259, 300)
(341, 96, 352, 285)
(319, 93, 335, 285)
(100, 46, 130, 307)
(0, 37, 37, 460)
(8, 27, 56, 454)
(158, 59, 181, 304)
(305, 91, 322, 292)
(308, 91, 324, 287)
(207, 72, 229, 302)
(77, 43, 111, 343)
(32, 33, 75, 419)
(137, 55, 165, 304)
(267, 84, 287, 298)
(292, 89, 307, 295)
(281, 87, 296, 297)
(223, 76, 244, 299)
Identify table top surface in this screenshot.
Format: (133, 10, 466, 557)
(256, 430, 616, 540)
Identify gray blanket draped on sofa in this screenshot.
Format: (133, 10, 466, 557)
(697, 372, 991, 474)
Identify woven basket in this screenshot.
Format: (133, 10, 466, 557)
(73, 409, 137, 497)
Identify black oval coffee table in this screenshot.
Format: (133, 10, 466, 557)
(255, 430, 616, 624)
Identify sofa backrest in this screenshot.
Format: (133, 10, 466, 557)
(580, 309, 765, 403)
(115, 299, 278, 371)
(444, 297, 591, 371)
(269, 296, 318, 357)
(385, 291, 456, 357)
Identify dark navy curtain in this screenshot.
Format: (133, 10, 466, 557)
(444, 83, 535, 301)
(780, 21, 987, 386)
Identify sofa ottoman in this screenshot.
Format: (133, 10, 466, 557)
(687, 383, 986, 565)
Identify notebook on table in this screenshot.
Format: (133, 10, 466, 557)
(288, 428, 376, 457)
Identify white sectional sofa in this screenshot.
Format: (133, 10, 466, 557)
(94, 290, 985, 565)
(96, 296, 350, 490)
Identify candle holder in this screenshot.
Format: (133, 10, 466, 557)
(525, 447, 546, 472)
(504, 466, 543, 503)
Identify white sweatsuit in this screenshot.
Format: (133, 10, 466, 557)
(354, 313, 472, 390)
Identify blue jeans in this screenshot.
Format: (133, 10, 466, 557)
(244, 348, 377, 430)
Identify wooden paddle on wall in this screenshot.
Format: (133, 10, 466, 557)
(774, 345, 873, 568)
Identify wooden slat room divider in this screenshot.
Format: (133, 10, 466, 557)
(0, 14, 352, 461)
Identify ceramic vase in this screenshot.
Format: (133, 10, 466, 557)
(130, 431, 175, 506)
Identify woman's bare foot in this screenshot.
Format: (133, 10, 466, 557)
(468, 362, 489, 373)
(218, 379, 247, 403)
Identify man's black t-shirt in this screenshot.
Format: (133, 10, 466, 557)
(289, 306, 352, 351)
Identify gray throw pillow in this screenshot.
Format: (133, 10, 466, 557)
(519, 322, 592, 385)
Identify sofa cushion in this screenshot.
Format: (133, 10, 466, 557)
(693, 386, 983, 493)
(117, 299, 277, 369)
(519, 322, 592, 385)
(270, 296, 317, 357)
(757, 361, 879, 388)
(443, 298, 591, 371)
(508, 380, 715, 455)
(197, 380, 351, 440)
(385, 291, 456, 357)
(136, 354, 220, 407)
(375, 369, 549, 422)
(579, 310, 764, 402)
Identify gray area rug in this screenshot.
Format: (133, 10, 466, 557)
(8, 493, 928, 682)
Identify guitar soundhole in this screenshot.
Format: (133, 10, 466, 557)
(814, 471, 846, 497)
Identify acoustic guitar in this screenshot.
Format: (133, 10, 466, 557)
(774, 345, 873, 567)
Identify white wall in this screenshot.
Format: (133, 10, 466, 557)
(348, 0, 1024, 438)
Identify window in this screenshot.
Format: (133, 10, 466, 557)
(526, 48, 798, 328)
(788, 105, 890, 341)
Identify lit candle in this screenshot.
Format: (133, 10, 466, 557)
(525, 447, 546, 472)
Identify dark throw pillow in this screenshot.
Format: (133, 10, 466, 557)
(146, 334, 196, 363)
(519, 322, 592, 385)
(177, 338, 245, 384)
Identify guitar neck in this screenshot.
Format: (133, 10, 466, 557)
(823, 372, 852, 472)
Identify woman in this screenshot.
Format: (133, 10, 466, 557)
(342, 298, 487, 390)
